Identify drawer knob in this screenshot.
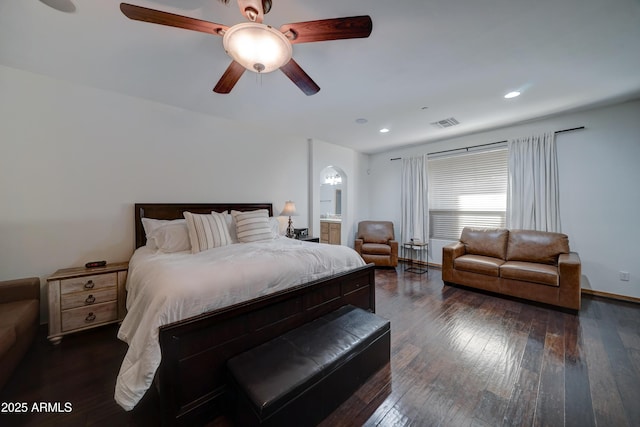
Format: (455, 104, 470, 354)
(84, 280, 95, 289)
(85, 295, 96, 304)
(85, 312, 96, 322)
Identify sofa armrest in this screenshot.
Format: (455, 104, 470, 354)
(443, 242, 465, 259)
(442, 242, 466, 282)
(389, 240, 399, 266)
(558, 252, 581, 310)
(354, 239, 363, 255)
(0, 277, 40, 304)
(558, 252, 581, 278)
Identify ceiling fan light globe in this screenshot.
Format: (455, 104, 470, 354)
(223, 23, 292, 73)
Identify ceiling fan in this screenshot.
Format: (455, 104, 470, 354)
(119, 0, 373, 95)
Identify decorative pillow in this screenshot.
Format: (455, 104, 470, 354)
(231, 209, 274, 243)
(220, 212, 239, 243)
(141, 218, 190, 252)
(184, 211, 232, 253)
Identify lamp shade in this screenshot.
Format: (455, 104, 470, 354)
(223, 22, 292, 73)
(280, 201, 297, 216)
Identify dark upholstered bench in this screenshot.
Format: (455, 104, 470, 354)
(227, 305, 391, 426)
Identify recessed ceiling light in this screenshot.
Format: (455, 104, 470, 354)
(379, 128, 390, 133)
(355, 118, 368, 124)
(504, 91, 521, 99)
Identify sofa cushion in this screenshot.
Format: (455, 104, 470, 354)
(506, 230, 569, 266)
(0, 277, 40, 304)
(500, 261, 559, 287)
(0, 300, 39, 338)
(0, 326, 16, 356)
(361, 243, 391, 255)
(454, 254, 504, 277)
(460, 228, 509, 260)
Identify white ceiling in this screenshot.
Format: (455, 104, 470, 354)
(2, 0, 640, 153)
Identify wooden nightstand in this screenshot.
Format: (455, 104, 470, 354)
(47, 262, 128, 344)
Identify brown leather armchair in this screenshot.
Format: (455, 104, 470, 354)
(0, 277, 40, 390)
(355, 221, 398, 267)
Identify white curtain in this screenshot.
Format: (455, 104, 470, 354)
(401, 155, 429, 245)
(507, 132, 561, 232)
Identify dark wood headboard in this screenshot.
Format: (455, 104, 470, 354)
(134, 203, 273, 248)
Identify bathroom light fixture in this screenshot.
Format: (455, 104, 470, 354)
(379, 128, 390, 133)
(504, 91, 521, 99)
(223, 22, 292, 73)
(324, 174, 342, 185)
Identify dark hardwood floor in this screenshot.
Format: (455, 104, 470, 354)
(1, 266, 639, 426)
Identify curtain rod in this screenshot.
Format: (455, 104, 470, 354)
(390, 126, 585, 160)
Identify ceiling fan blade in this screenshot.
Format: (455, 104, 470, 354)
(280, 59, 320, 96)
(213, 61, 246, 94)
(280, 16, 372, 45)
(120, 3, 228, 36)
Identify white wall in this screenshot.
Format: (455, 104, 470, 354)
(366, 99, 640, 298)
(0, 65, 319, 319)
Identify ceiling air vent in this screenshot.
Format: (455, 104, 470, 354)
(430, 117, 460, 128)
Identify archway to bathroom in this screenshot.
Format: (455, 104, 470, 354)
(319, 166, 345, 245)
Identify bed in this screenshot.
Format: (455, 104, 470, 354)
(116, 203, 376, 426)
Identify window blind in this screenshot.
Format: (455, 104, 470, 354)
(428, 147, 508, 240)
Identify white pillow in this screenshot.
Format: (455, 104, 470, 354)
(141, 217, 166, 249)
(269, 217, 282, 236)
(231, 209, 274, 243)
(184, 211, 232, 253)
(151, 221, 191, 253)
(141, 218, 190, 252)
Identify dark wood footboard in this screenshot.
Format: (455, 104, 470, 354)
(156, 263, 376, 426)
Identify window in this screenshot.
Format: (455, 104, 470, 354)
(428, 147, 508, 240)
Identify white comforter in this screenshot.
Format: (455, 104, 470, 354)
(114, 237, 366, 410)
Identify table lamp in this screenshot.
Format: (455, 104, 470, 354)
(280, 201, 297, 238)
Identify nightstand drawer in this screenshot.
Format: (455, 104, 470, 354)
(61, 287, 117, 310)
(60, 272, 117, 294)
(61, 301, 117, 332)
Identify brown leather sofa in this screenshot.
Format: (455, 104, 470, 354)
(355, 221, 398, 267)
(0, 277, 40, 390)
(442, 227, 581, 310)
